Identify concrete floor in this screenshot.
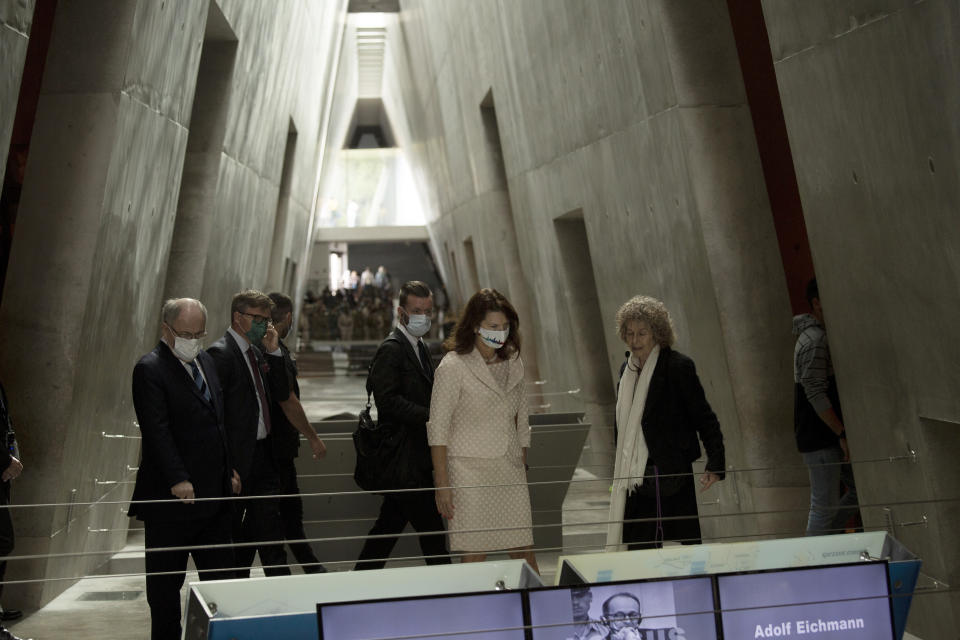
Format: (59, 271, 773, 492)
(2, 348, 922, 639)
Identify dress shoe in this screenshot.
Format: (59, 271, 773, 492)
(0, 624, 29, 640)
(0, 610, 21, 622)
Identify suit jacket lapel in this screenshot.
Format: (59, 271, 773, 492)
(421, 341, 435, 380)
(642, 348, 668, 423)
(158, 342, 216, 415)
(503, 354, 524, 393)
(225, 331, 257, 400)
(197, 351, 224, 422)
(392, 327, 432, 383)
(462, 348, 503, 397)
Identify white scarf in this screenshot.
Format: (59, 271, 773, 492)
(605, 345, 660, 552)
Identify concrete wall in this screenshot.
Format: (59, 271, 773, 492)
(391, 0, 805, 546)
(0, 0, 347, 608)
(761, 1, 960, 636)
(0, 0, 35, 187)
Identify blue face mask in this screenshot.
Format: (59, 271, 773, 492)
(404, 313, 431, 338)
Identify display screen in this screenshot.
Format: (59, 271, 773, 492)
(317, 590, 527, 640)
(526, 576, 717, 640)
(717, 562, 895, 640)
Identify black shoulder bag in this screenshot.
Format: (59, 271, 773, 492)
(352, 340, 411, 492)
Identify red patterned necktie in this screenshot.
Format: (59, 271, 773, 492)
(245, 349, 272, 434)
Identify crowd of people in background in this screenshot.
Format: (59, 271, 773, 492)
(300, 265, 452, 343)
(301, 267, 395, 342)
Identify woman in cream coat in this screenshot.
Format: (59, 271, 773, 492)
(427, 288, 538, 572)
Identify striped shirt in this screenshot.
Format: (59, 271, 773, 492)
(793, 313, 834, 413)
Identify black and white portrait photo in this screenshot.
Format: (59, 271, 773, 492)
(527, 578, 718, 640)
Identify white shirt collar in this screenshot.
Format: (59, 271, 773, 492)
(228, 326, 251, 352)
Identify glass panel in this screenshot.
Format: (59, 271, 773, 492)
(317, 148, 426, 228)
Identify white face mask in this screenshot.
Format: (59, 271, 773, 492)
(171, 336, 202, 362)
(478, 326, 509, 350)
(404, 312, 431, 338)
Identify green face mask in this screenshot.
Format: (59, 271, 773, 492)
(245, 318, 268, 346)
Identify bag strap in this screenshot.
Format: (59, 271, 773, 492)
(364, 333, 403, 410)
(364, 362, 374, 411)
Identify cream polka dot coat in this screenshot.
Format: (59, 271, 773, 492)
(427, 348, 533, 551)
(427, 349, 530, 456)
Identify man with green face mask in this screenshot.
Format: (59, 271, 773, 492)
(207, 289, 292, 577)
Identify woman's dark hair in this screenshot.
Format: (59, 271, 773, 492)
(444, 288, 521, 360)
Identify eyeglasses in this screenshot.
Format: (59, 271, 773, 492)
(166, 325, 207, 340)
(605, 612, 642, 625)
(239, 311, 271, 326)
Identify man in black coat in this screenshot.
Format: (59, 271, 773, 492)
(267, 291, 327, 573)
(206, 290, 291, 577)
(354, 281, 450, 569)
(0, 381, 24, 640)
(130, 298, 239, 640)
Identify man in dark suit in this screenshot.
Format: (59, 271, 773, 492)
(207, 290, 291, 577)
(267, 291, 327, 573)
(130, 298, 239, 640)
(0, 381, 25, 640)
(354, 281, 450, 569)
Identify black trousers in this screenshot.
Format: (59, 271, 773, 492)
(275, 455, 323, 572)
(622, 464, 702, 551)
(0, 481, 13, 600)
(233, 440, 291, 578)
(354, 490, 450, 570)
(144, 510, 234, 640)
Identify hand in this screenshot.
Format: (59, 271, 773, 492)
(309, 436, 327, 460)
(171, 480, 195, 504)
(262, 322, 279, 352)
(231, 469, 242, 494)
(839, 437, 850, 462)
(699, 471, 720, 492)
(612, 628, 642, 640)
(435, 486, 455, 519)
(2, 457, 23, 482)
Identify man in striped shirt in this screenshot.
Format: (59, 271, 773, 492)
(793, 279, 860, 535)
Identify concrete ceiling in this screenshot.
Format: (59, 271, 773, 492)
(315, 226, 429, 244)
(356, 25, 386, 96)
(348, 0, 399, 12)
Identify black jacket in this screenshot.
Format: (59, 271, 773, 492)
(0, 382, 15, 473)
(617, 347, 725, 481)
(206, 331, 288, 481)
(269, 339, 301, 461)
(129, 343, 231, 521)
(368, 327, 435, 487)
(793, 378, 843, 452)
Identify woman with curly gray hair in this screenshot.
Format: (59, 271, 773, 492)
(606, 295, 725, 551)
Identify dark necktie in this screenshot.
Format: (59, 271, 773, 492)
(246, 349, 272, 434)
(189, 361, 212, 403)
(417, 340, 433, 380)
